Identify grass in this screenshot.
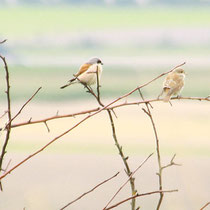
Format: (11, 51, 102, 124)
(1, 6, 210, 37)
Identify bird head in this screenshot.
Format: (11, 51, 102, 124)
(88, 57, 103, 65)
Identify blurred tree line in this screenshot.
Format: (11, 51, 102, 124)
(0, 0, 209, 6)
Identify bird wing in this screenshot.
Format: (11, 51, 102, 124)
(163, 73, 179, 90)
(74, 63, 92, 77)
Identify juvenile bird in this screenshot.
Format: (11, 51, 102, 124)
(159, 68, 186, 102)
(60, 57, 103, 89)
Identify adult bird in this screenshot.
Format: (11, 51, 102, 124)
(159, 68, 186, 102)
(60, 57, 103, 89)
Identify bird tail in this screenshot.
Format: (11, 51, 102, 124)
(162, 88, 172, 102)
(163, 94, 171, 102)
(60, 78, 76, 89)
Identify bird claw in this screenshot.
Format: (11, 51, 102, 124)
(176, 95, 181, 99)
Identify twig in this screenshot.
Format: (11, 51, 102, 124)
(200, 202, 210, 210)
(104, 189, 178, 210)
(3, 95, 210, 131)
(60, 172, 120, 210)
(0, 39, 7, 44)
(2, 159, 12, 173)
(0, 55, 11, 191)
(0, 107, 103, 180)
(96, 66, 103, 106)
(139, 90, 182, 210)
(78, 67, 138, 209)
(4, 87, 42, 130)
(107, 109, 137, 210)
(103, 153, 153, 210)
(161, 154, 181, 170)
(138, 89, 164, 210)
(44, 121, 50, 132)
(0, 111, 8, 119)
(93, 68, 137, 210)
(1, 107, 100, 131)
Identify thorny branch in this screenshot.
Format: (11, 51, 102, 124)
(85, 66, 137, 210)
(161, 154, 181, 170)
(200, 202, 210, 210)
(0, 39, 7, 44)
(2, 87, 42, 131)
(104, 189, 178, 210)
(106, 109, 137, 210)
(60, 172, 120, 210)
(0, 54, 12, 191)
(139, 89, 164, 209)
(2, 95, 210, 131)
(103, 153, 153, 210)
(139, 89, 181, 210)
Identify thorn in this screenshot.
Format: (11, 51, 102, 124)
(124, 156, 129, 161)
(44, 121, 50, 132)
(124, 169, 129, 176)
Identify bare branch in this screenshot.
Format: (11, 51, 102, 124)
(1, 159, 12, 172)
(138, 89, 164, 210)
(60, 172, 120, 210)
(106, 109, 137, 209)
(0, 107, 103, 180)
(104, 189, 178, 210)
(0, 39, 7, 44)
(44, 121, 50, 132)
(2, 107, 100, 130)
(85, 65, 137, 209)
(161, 154, 181, 170)
(5, 87, 42, 129)
(200, 202, 210, 210)
(103, 153, 153, 210)
(0, 55, 12, 191)
(0, 111, 8, 119)
(3, 95, 210, 131)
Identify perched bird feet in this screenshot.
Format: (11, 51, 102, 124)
(176, 95, 182, 99)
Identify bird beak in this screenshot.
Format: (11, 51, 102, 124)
(101, 62, 104, 65)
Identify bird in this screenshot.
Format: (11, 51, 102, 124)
(159, 68, 186, 102)
(60, 57, 103, 89)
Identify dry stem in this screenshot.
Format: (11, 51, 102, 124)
(3, 95, 210, 131)
(60, 172, 120, 210)
(0, 55, 12, 191)
(103, 153, 153, 210)
(139, 89, 181, 210)
(104, 189, 178, 210)
(86, 66, 137, 210)
(200, 202, 210, 210)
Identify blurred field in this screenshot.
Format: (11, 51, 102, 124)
(0, 64, 209, 101)
(0, 4, 210, 210)
(1, 7, 210, 36)
(1, 6, 210, 101)
(0, 100, 210, 210)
